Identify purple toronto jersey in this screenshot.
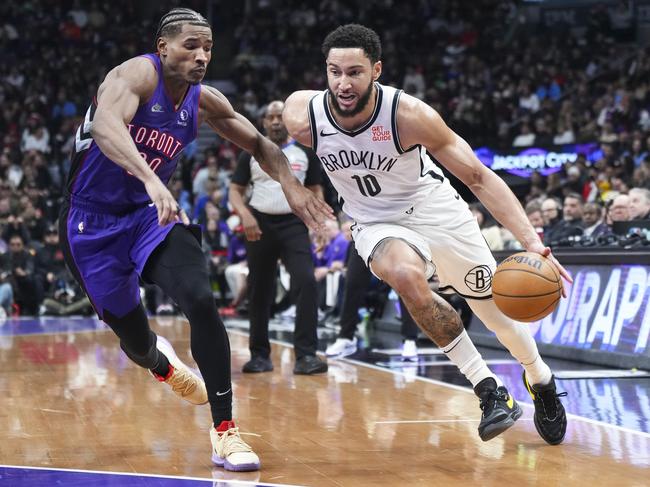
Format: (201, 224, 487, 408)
(60, 53, 203, 319)
(67, 53, 200, 209)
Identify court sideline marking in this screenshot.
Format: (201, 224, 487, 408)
(0, 464, 304, 487)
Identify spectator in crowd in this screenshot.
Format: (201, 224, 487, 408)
(512, 123, 535, 147)
(0, 267, 13, 317)
(0, 234, 40, 315)
(21, 114, 50, 154)
(35, 225, 66, 298)
(553, 120, 575, 145)
(608, 193, 632, 223)
(628, 187, 650, 219)
(564, 166, 584, 195)
(541, 196, 583, 246)
(36, 225, 92, 316)
(314, 219, 350, 304)
(582, 202, 611, 239)
(525, 201, 545, 241)
(562, 192, 584, 227)
(2, 214, 31, 246)
(222, 221, 248, 316)
(202, 201, 230, 305)
(192, 154, 219, 200)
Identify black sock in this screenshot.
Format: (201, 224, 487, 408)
(151, 351, 171, 377)
(210, 390, 233, 426)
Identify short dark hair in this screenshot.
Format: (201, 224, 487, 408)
(155, 8, 210, 46)
(564, 192, 583, 204)
(322, 24, 382, 64)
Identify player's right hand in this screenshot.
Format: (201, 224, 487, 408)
(145, 177, 181, 226)
(242, 214, 262, 241)
(525, 241, 572, 298)
(284, 183, 334, 232)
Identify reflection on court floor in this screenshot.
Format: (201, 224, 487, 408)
(0, 315, 648, 486)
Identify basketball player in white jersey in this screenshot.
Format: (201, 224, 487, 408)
(283, 24, 571, 444)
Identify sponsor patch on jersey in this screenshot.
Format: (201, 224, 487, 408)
(371, 125, 392, 141)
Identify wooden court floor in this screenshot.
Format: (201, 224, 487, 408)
(0, 317, 648, 486)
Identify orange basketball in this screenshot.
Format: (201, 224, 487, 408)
(492, 251, 563, 322)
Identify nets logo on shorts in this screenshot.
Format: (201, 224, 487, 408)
(464, 265, 492, 293)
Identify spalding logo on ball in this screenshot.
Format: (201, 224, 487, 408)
(492, 251, 563, 322)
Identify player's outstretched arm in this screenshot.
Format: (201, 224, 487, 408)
(92, 58, 183, 225)
(201, 86, 333, 230)
(397, 94, 572, 286)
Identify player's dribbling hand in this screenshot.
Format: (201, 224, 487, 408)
(145, 177, 183, 226)
(526, 241, 573, 298)
(285, 183, 335, 232)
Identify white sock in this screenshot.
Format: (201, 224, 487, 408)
(468, 299, 552, 386)
(522, 355, 552, 386)
(442, 330, 500, 388)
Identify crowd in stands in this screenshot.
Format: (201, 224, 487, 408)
(1, 0, 650, 317)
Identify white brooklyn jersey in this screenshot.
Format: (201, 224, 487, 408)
(309, 83, 445, 222)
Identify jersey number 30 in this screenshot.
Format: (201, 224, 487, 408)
(352, 174, 381, 197)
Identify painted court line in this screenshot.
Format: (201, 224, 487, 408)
(375, 359, 519, 367)
(371, 347, 444, 355)
(374, 418, 534, 424)
(226, 328, 650, 440)
(0, 464, 304, 487)
(555, 369, 650, 379)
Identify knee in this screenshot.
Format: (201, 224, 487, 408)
(377, 264, 430, 308)
(178, 283, 215, 317)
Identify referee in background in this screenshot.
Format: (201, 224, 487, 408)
(229, 100, 328, 375)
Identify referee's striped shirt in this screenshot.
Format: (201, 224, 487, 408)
(231, 140, 322, 215)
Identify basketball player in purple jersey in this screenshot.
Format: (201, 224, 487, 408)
(60, 8, 332, 472)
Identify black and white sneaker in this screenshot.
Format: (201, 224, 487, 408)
(523, 372, 568, 445)
(474, 377, 522, 441)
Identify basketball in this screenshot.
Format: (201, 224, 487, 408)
(492, 252, 563, 322)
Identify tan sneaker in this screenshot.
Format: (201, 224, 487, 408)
(210, 421, 261, 471)
(152, 336, 208, 405)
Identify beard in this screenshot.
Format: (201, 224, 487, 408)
(267, 126, 288, 145)
(329, 80, 374, 118)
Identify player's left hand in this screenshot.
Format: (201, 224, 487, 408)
(284, 182, 335, 232)
(526, 241, 572, 297)
(178, 208, 190, 225)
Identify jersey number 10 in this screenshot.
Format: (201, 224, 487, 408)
(352, 174, 381, 197)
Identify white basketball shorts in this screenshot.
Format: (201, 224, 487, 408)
(351, 184, 497, 299)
